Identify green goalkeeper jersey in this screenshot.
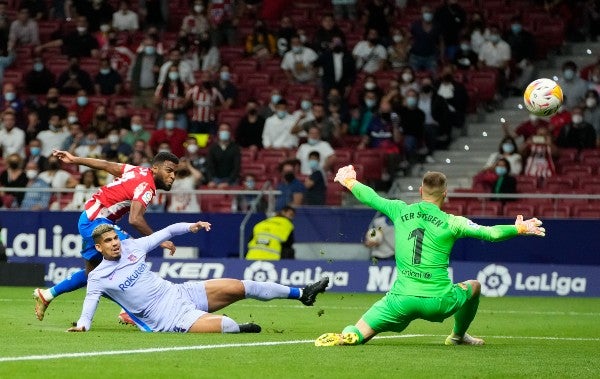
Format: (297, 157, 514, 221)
(352, 182, 520, 297)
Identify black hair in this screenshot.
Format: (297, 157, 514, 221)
(152, 152, 179, 166)
(308, 150, 320, 160)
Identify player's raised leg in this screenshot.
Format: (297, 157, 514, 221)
(445, 280, 485, 346)
(202, 277, 330, 312)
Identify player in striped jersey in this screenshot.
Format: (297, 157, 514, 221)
(33, 149, 179, 322)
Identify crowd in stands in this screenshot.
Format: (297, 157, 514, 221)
(0, 0, 596, 215)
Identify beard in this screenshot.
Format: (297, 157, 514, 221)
(155, 176, 172, 191)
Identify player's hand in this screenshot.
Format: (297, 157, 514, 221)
(190, 221, 211, 233)
(334, 165, 357, 190)
(515, 215, 545, 237)
(67, 326, 86, 332)
(161, 240, 176, 256)
(52, 149, 76, 163)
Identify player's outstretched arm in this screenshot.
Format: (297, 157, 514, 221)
(52, 149, 124, 177)
(134, 222, 212, 256)
(452, 214, 546, 242)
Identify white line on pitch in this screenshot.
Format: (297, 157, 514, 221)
(1, 334, 599, 363)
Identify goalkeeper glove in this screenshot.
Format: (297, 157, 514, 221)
(334, 165, 358, 190)
(515, 215, 546, 237)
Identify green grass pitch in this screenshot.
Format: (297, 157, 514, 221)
(0, 287, 599, 379)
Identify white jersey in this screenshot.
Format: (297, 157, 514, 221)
(76, 223, 206, 332)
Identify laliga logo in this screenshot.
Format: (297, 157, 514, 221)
(477, 264, 511, 297)
(244, 261, 278, 282)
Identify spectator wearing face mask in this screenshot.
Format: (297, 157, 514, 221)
(477, 136, 522, 189)
(478, 24, 511, 101)
(387, 28, 410, 71)
(491, 158, 516, 203)
(453, 36, 478, 71)
(352, 28, 387, 74)
(398, 66, 419, 97)
(558, 61, 587, 110)
(433, 0, 467, 61)
(262, 99, 299, 149)
(0, 153, 28, 207)
(583, 89, 600, 144)
(433, 66, 468, 146)
(102, 129, 132, 162)
(349, 90, 378, 136)
(155, 65, 189, 130)
(56, 56, 94, 96)
(296, 126, 335, 176)
(215, 65, 237, 109)
(556, 106, 597, 150)
(122, 115, 150, 146)
(236, 99, 265, 150)
(34, 16, 99, 58)
(129, 36, 165, 108)
(186, 71, 224, 134)
(38, 155, 78, 189)
(281, 35, 318, 83)
(25, 138, 48, 171)
(303, 151, 326, 206)
(20, 161, 52, 211)
(398, 90, 426, 168)
(157, 48, 195, 87)
(313, 36, 356, 100)
(182, 136, 208, 184)
(408, 5, 441, 72)
(237, 173, 267, 212)
(275, 160, 305, 211)
(94, 57, 123, 95)
(147, 111, 189, 157)
(503, 114, 550, 145)
(206, 122, 240, 188)
(25, 56, 56, 95)
(167, 158, 202, 213)
(68, 89, 95, 130)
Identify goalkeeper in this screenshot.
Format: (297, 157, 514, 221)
(316, 165, 546, 347)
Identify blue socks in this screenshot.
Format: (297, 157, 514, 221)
(49, 269, 88, 297)
(241, 280, 301, 300)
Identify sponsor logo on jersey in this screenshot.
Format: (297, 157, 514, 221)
(118, 262, 148, 291)
(141, 191, 153, 205)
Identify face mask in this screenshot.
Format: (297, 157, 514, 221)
(165, 120, 175, 129)
(529, 114, 538, 122)
(276, 110, 287, 119)
(86, 138, 97, 145)
(381, 112, 391, 122)
(271, 94, 281, 104)
(220, 71, 230, 81)
(131, 123, 143, 132)
(108, 134, 120, 144)
(307, 138, 318, 146)
(144, 46, 156, 55)
(460, 43, 470, 51)
(245, 179, 255, 189)
(100, 24, 110, 32)
(563, 69, 575, 80)
(572, 114, 583, 124)
(392, 34, 403, 43)
(77, 96, 88, 106)
(401, 72, 413, 83)
(368, 38, 378, 45)
(586, 98, 597, 108)
(423, 12, 433, 22)
(187, 144, 198, 154)
(47, 96, 58, 103)
(4, 92, 15, 102)
(299, 34, 307, 43)
(365, 98, 376, 108)
(30, 146, 40, 156)
(292, 46, 303, 54)
(247, 109, 257, 116)
(68, 116, 78, 124)
(158, 149, 170, 153)
(49, 162, 60, 170)
(7, 160, 19, 169)
(218, 130, 230, 141)
(168, 72, 179, 81)
(76, 26, 87, 33)
(33, 62, 44, 72)
(364, 82, 376, 90)
(488, 34, 500, 43)
(511, 23, 522, 34)
(495, 166, 507, 176)
(308, 160, 319, 170)
(100, 68, 110, 75)
(194, 4, 203, 12)
(502, 143, 515, 154)
(300, 100, 312, 111)
(406, 97, 418, 108)
(421, 84, 433, 94)
(26, 170, 38, 179)
(283, 172, 295, 182)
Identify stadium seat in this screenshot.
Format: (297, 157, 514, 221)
(257, 149, 289, 162)
(241, 162, 268, 180)
(240, 148, 256, 162)
(219, 46, 245, 65)
(243, 73, 271, 86)
(538, 204, 570, 218)
(441, 202, 465, 215)
(515, 175, 538, 192)
(465, 69, 498, 103)
(503, 202, 536, 217)
(325, 185, 343, 206)
(353, 150, 385, 182)
(231, 60, 259, 75)
(465, 201, 502, 217)
(218, 108, 246, 127)
(572, 204, 600, 218)
(540, 176, 575, 193)
(332, 149, 353, 167)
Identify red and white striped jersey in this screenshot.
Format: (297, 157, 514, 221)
(84, 164, 156, 222)
(187, 86, 223, 122)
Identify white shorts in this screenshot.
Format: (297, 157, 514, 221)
(168, 281, 210, 333)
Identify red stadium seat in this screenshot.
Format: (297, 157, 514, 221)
(465, 69, 498, 103)
(231, 59, 259, 75)
(538, 204, 570, 218)
(503, 202, 536, 217)
(572, 204, 600, 218)
(325, 185, 344, 206)
(241, 162, 268, 180)
(240, 148, 256, 162)
(219, 46, 245, 65)
(466, 201, 502, 217)
(243, 73, 271, 86)
(515, 175, 538, 192)
(441, 202, 465, 215)
(353, 150, 385, 182)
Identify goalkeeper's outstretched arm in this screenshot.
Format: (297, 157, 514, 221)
(452, 214, 546, 242)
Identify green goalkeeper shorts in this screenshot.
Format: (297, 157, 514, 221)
(362, 282, 473, 333)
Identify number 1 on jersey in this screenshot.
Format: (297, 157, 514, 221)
(409, 228, 425, 265)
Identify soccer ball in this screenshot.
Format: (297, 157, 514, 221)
(523, 78, 563, 117)
(365, 228, 383, 245)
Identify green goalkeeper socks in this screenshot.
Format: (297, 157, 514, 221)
(453, 295, 480, 336)
(342, 325, 364, 345)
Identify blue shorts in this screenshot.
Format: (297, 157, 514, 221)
(78, 212, 130, 263)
